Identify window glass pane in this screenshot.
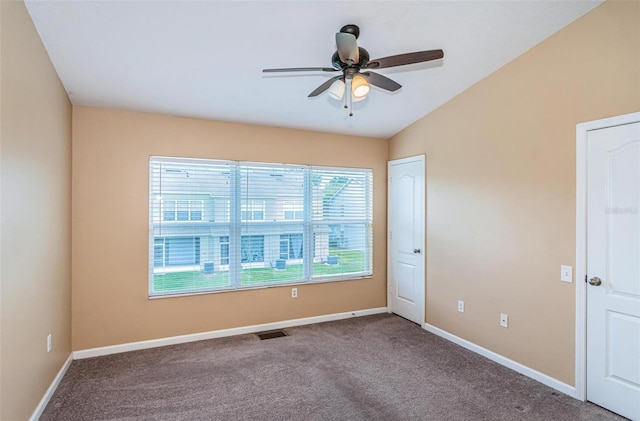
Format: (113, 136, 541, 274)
(241, 235, 264, 263)
(279, 237, 289, 260)
(190, 200, 203, 220)
(150, 159, 232, 296)
(289, 234, 303, 259)
(176, 200, 189, 221)
(154, 244, 164, 267)
(219, 235, 229, 266)
(239, 165, 305, 286)
(312, 168, 372, 279)
(220, 244, 229, 266)
(150, 157, 372, 297)
(283, 201, 303, 220)
(163, 200, 176, 221)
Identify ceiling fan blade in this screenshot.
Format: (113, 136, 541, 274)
(361, 72, 402, 92)
(263, 67, 338, 73)
(308, 76, 343, 97)
(366, 49, 444, 69)
(336, 32, 359, 64)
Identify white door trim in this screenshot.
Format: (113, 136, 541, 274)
(575, 111, 640, 401)
(387, 154, 426, 325)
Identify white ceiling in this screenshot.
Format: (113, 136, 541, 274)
(25, 1, 602, 139)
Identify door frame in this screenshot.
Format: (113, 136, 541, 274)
(387, 154, 426, 325)
(574, 111, 640, 401)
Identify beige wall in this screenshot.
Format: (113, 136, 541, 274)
(0, 1, 72, 420)
(389, 0, 639, 385)
(71, 107, 388, 350)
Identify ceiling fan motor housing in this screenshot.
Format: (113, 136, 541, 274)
(340, 24, 360, 39)
(332, 47, 370, 70)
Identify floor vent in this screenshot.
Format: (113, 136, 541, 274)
(256, 330, 288, 340)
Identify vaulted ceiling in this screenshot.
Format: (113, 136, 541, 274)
(25, 1, 602, 138)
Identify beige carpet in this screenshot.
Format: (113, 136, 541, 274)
(42, 314, 624, 420)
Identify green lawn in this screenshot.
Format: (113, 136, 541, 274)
(153, 249, 366, 293)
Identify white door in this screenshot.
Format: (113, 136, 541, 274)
(586, 121, 640, 420)
(388, 155, 425, 325)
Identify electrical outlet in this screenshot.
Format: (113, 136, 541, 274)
(457, 300, 464, 313)
(47, 334, 52, 352)
(500, 313, 508, 328)
(291, 287, 298, 298)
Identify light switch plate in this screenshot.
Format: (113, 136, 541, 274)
(561, 265, 573, 283)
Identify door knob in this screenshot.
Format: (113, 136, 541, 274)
(589, 277, 602, 286)
(413, 248, 421, 254)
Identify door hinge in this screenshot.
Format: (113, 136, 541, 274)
(585, 274, 587, 283)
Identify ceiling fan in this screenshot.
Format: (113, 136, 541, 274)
(263, 24, 444, 116)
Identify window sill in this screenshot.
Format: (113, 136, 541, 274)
(148, 274, 373, 300)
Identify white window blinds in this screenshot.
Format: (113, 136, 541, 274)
(311, 168, 373, 279)
(149, 157, 373, 297)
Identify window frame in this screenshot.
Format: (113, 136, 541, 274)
(149, 157, 373, 298)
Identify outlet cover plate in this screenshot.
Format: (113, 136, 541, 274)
(500, 313, 508, 328)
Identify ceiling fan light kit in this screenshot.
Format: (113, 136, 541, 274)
(328, 79, 346, 100)
(351, 74, 370, 98)
(263, 24, 444, 117)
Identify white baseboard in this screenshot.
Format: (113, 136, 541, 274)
(423, 323, 577, 398)
(74, 307, 388, 359)
(30, 353, 73, 421)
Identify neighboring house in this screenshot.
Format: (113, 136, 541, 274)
(149, 162, 369, 274)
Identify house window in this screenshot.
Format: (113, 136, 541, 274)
(154, 238, 165, 267)
(241, 235, 264, 263)
(154, 237, 200, 267)
(280, 234, 303, 260)
(283, 201, 304, 220)
(163, 200, 176, 221)
(162, 199, 204, 221)
(241, 200, 265, 221)
(149, 157, 373, 297)
(219, 236, 229, 266)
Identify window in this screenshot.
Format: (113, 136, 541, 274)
(241, 200, 265, 221)
(280, 234, 303, 260)
(162, 199, 204, 221)
(219, 236, 229, 266)
(241, 235, 264, 263)
(283, 201, 304, 220)
(153, 237, 201, 267)
(149, 157, 372, 297)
